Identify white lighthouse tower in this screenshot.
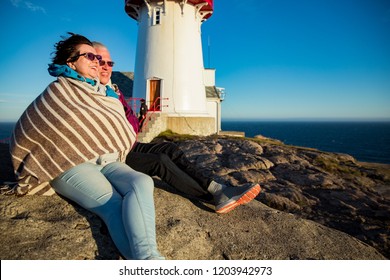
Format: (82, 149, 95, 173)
(125, 0, 214, 123)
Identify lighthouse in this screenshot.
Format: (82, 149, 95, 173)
(125, 0, 214, 118)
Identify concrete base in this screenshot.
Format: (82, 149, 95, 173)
(167, 116, 215, 136)
(218, 131, 245, 137)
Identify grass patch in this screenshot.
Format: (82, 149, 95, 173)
(156, 130, 199, 142)
(314, 155, 361, 176)
(156, 130, 288, 146)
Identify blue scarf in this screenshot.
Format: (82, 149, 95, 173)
(48, 64, 118, 99)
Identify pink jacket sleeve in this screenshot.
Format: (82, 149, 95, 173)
(117, 88, 140, 134)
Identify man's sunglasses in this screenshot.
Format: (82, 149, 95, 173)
(99, 60, 115, 67)
(70, 52, 102, 62)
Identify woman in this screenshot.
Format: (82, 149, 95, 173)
(10, 33, 164, 260)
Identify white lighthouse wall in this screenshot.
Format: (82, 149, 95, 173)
(133, 1, 208, 116)
(204, 68, 215, 86)
(206, 100, 219, 132)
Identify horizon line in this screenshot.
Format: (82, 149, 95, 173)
(222, 118, 390, 122)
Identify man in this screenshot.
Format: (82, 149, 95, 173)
(93, 42, 261, 214)
(138, 98, 148, 131)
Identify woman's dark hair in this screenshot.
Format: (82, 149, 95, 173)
(51, 32, 93, 65)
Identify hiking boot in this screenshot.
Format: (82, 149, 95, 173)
(214, 183, 261, 214)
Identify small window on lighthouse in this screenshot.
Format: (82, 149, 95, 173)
(152, 7, 162, 25)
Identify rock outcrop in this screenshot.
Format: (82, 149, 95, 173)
(0, 134, 389, 260)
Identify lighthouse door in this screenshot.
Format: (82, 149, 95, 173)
(149, 79, 161, 111)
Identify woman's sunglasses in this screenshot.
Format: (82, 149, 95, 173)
(70, 52, 102, 62)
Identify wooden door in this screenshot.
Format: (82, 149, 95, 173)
(149, 79, 161, 111)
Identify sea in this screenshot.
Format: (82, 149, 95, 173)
(1, 121, 390, 164)
(221, 120, 390, 165)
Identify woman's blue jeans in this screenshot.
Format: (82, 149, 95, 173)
(51, 161, 163, 260)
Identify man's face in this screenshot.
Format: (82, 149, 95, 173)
(95, 47, 113, 85)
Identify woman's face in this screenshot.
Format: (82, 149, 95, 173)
(67, 44, 99, 79)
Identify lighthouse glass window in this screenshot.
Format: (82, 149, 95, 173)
(152, 7, 162, 25)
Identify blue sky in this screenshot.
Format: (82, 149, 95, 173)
(1, 0, 389, 122)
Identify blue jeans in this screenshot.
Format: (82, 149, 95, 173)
(51, 161, 164, 260)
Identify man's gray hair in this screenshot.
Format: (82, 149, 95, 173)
(92, 41, 107, 49)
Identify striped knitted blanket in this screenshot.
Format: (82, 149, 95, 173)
(10, 76, 136, 195)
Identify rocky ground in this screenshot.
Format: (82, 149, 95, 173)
(0, 134, 389, 260)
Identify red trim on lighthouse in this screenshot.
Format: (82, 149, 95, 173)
(188, 0, 213, 20)
(125, 0, 214, 20)
(187, 0, 213, 9)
